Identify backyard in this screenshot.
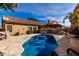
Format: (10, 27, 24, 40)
(0, 3, 79, 56)
(0, 33, 72, 56)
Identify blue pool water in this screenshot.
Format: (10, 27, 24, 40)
(21, 34, 58, 56)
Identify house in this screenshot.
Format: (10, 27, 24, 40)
(38, 20, 62, 34)
(2, 16, 62, 36)
(2, 16, 41, 36)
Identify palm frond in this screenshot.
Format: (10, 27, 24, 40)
(63, 12, 72, 24)
(63, 16, 68, 23)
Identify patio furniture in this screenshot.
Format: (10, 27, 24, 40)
(67, 37, 79, 56)
(0, 33, 6, 40)
(0, 52, 3, 56)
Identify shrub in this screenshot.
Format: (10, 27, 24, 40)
(27, 31, 34, 34)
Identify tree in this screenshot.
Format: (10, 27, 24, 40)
(63, 12, 77, 25)
(27, 18, 38, 21)
(0, 3, 18, 39)
(0, 3, 18, 11)
(63, 10, 79, 35)
(63, 4, 79, 29)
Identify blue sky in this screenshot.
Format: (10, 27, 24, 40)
(0, 3, 77, 26)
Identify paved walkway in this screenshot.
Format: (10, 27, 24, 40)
(0, 34, 38, 56)
(55, 35, 71, 56)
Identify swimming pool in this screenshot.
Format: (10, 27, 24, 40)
(21, 34, 58, 56)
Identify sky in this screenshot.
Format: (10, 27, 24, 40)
(0, 3, 77, 27)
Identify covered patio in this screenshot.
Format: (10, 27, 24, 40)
(38, 21, 62, 34)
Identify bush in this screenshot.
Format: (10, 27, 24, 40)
(69, 28, 79, 35)
(33, 30, 38, 33)
(36, 30, 42, 33)
(27, 31, 34, 34)
(58, 31, 65, 35)
(27, 30, 46, 34)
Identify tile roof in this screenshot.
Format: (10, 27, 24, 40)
(2, 16, 62, 27)
(2, 16, 42, 26)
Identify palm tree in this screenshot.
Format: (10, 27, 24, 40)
(63, 12, 77, 24)
(63, 12, 79, 35)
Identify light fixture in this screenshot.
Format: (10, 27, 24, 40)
(3, 16, 9, 22)
(3, 16, 6, 20)
(6, 17, 9, 22)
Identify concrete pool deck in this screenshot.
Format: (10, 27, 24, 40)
(0, 34, 70, 56)
(55, 35, 70, 56)
(0, 34, 39, 56)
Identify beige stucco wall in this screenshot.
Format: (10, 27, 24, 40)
(5, 24, 38, 36)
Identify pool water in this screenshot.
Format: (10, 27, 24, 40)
(21, 34, 58, 56)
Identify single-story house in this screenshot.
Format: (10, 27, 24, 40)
(2, 16, 62, 36)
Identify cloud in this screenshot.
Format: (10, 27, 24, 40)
(37, 15, 71, 27)
(0, 3, 76, 26)
(24, 3, 77, 16)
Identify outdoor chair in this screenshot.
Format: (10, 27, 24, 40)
(0, 51, 3, 56)
(67, 37, 79, 56)
(0, 33, 6, 40)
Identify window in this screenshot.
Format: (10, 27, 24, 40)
(33, 27, 37, 31)
(28, 27, 32, 31)
(28, 27, 37, 31)
(7, 25, 12, 32)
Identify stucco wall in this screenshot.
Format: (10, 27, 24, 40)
(5, 24, 38, 36)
